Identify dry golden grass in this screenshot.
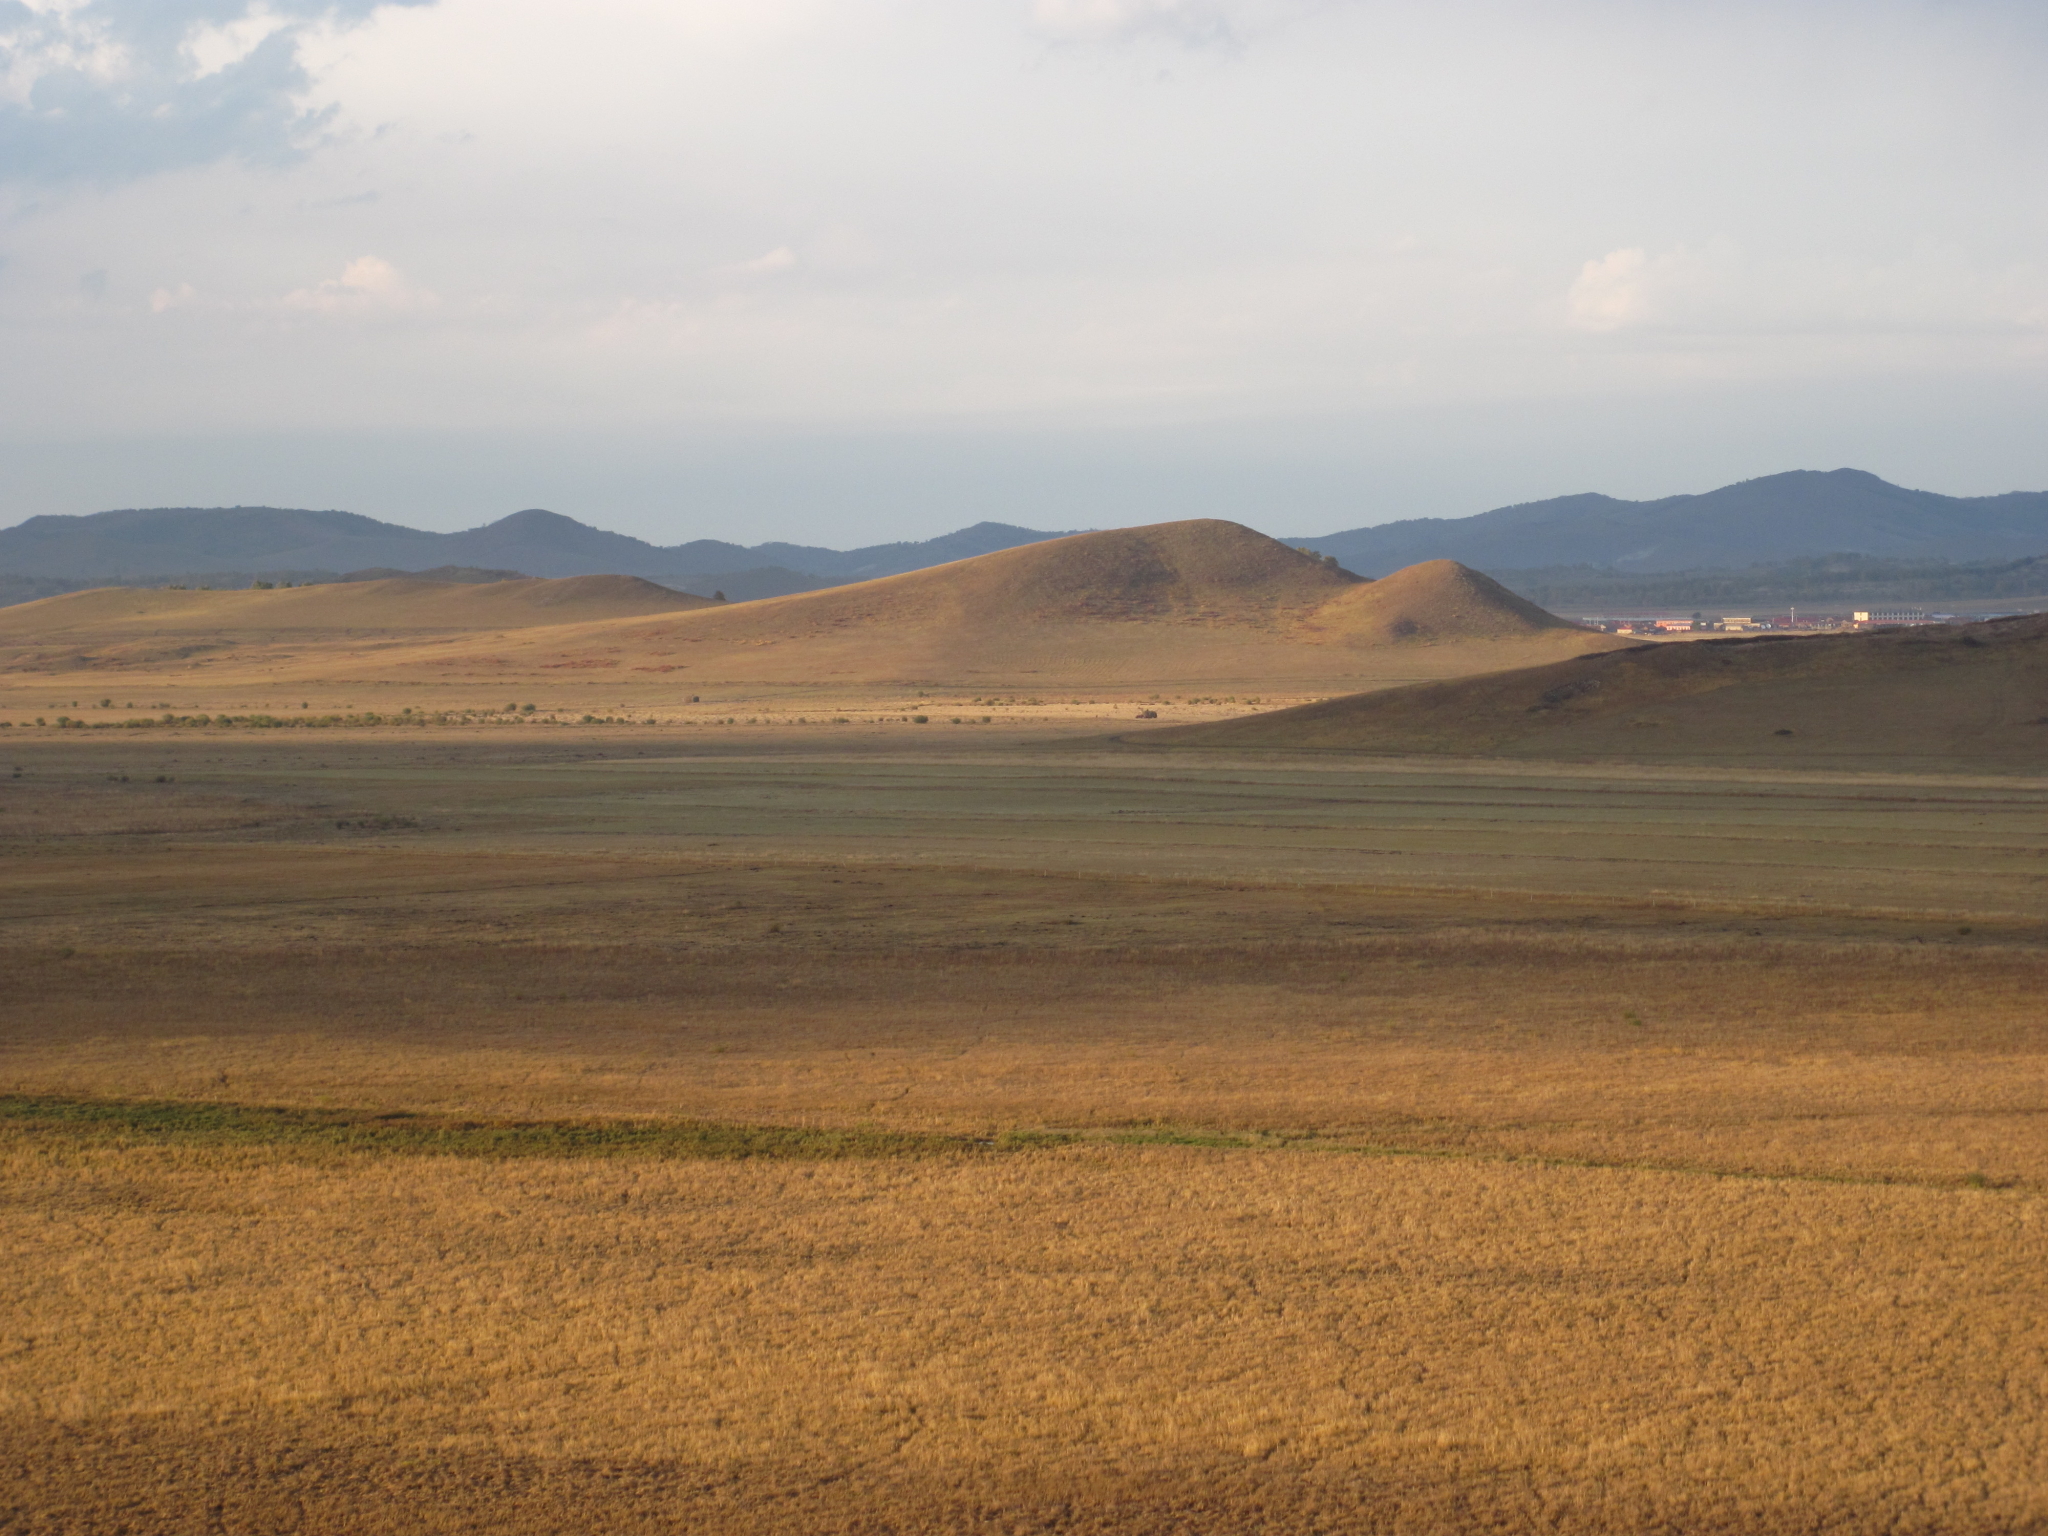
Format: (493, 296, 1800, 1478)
(4, 726, 2047, 1530)
(0, 572, 713, 642)
(343, 526, 1618, 697)
(0, 524, 1624, 718)
(7, 868, 2048, 1188)
(1142, 610, 2048, 770)
(5, 1134, 2044, 1535)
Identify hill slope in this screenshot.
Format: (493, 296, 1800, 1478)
(1135, 613, 2048, 767)
(1292, 469, 2048, 576)
(0, 523, 1622, 697)
(353, 523, 1622, 692)
(0, 576, 717, 676)
(1300, 560, 1584, 642)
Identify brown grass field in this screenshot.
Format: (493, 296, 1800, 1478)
(2, 540, 2046, 1532)
(1142, 608, 2048, 771)
(0, 523, 1625, 713)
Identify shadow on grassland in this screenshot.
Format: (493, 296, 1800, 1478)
(5, 1096, 2021, 1192)
(0, 1095, 971, 1162)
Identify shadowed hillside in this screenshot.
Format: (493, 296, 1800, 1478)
(366, 522, 1624, 692)
(1132, 613, 2048, 767)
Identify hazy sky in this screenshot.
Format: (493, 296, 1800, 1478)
(3, 0, 2046, 543)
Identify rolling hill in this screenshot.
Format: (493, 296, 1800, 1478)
(341, 522, 1626, 693)
(1298, 560, 1587, 643)
(1133, 612, 2048, 767)
(0, 576, 717, 678)
(0, 522, 1625, 699)
(1291, 469, 2048, 576)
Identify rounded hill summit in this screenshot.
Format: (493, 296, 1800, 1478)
(407, 520, 1621, 691)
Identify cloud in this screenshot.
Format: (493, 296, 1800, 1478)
(1565, 246, 1730, 334)
(1562, 243, 2048, 340)
(138, 254, 431, 317)
(279, 253, 431, 312)
(5, 0, 2048, 526)
(1027, 0, 1328, 48)
(725, 246, 798, 276)
(0, 1, 437, 185)
(1566, 248, 1653, 332)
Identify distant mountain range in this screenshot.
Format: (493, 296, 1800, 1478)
(0, 505, 1080, 597)
(5, 468, 2048, 611)
(1287, 470, 2048, 576)
(1485, 551, 2048, 613)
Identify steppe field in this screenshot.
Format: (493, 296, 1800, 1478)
(3, 542, 2045, 1534)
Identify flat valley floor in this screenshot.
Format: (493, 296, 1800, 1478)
(4, 723, 2046, 1533)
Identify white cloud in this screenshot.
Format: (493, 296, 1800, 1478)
(7, 0, 2048, 533)
(1566, 248, 1651, 332)
(725, 246, 798, 276)
(1565, 243, 2048, 340)
(183, 9, 294, 79)
(280, 254, 432, 312)
(1027, 0, 1323, 47)
(0, 0, 437, 183)
(1031, 0, 1216, 43)
(1564, 246, 1741, 334)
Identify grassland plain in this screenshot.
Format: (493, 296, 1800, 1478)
(4, 723, 2047, 1532)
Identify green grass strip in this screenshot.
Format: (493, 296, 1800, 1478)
(0, 1094, 976, 1162)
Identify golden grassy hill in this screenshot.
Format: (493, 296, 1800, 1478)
(352, 522, 1625, 693)
(0, 574, 712, 637)
(0, 576, 714, 677)
(1295, 558, 1585, 643)
(1133, 613, 2048, 768)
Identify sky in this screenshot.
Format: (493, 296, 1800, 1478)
(2, 0, 2046, 545)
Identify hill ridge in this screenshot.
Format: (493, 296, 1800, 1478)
(0, 506, 1082, 587)
(1133, 611, 2048, 766)
(0, 521, 1623, 692)
(1291, 469, 2048, 576)
(345, 521, 1622, 691)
